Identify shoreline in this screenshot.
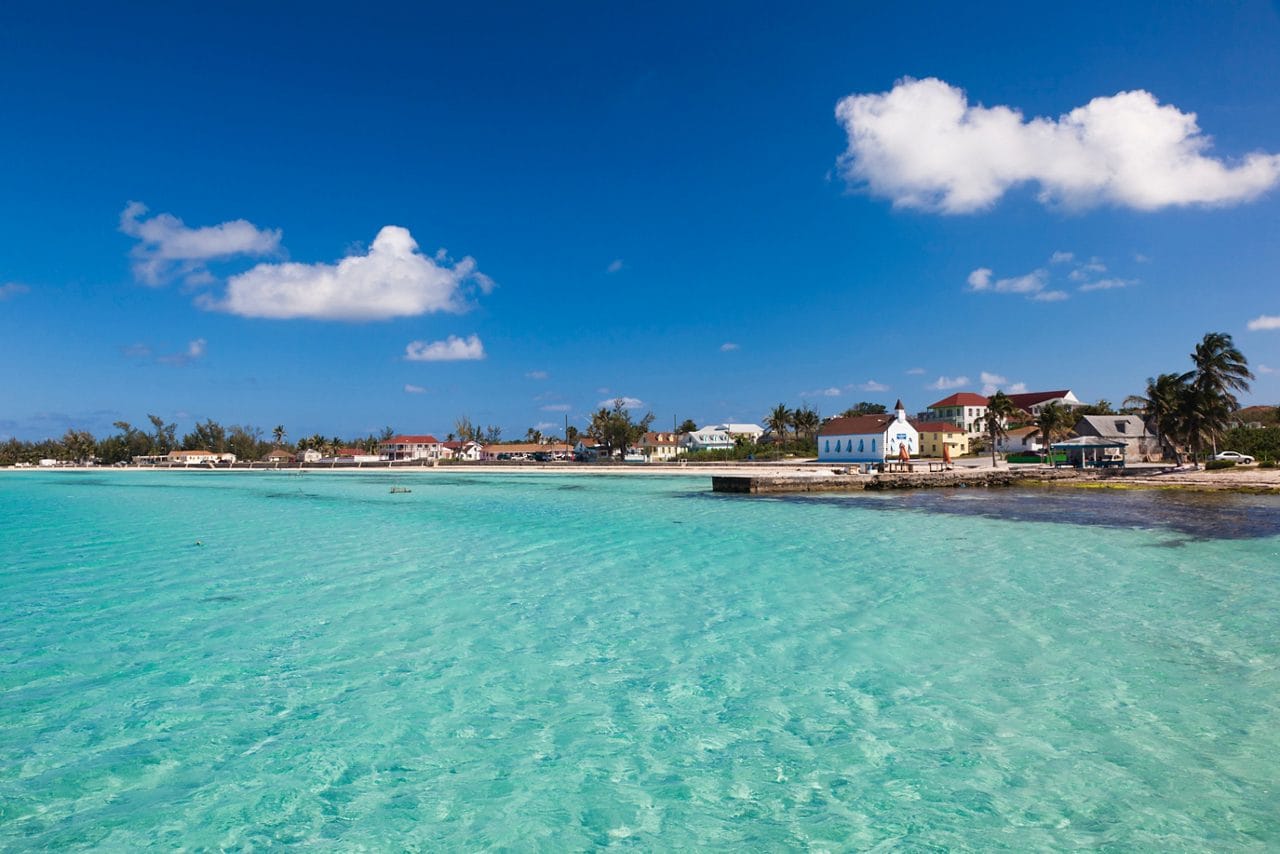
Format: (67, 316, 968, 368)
(5, 460, 1279, 494)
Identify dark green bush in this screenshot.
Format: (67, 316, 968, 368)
(1204, 459, 1237, 471)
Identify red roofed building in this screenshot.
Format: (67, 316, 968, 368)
(925, 392, 989, 436)
(1004, 390, 1082, 415)
(378, 434, 444, 461)
(909, 420, 971, 457)
(818, 400, 919, 463)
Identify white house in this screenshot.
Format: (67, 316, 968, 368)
(441, 440, 484, 461)
(703, 423, 765, 443)
(378, 434, 444, 461)
(681, 429, 735, 452)
(996, 426, 1043, 455)
(818, 400, 919, 463)
(169, 449, 237, 465)
(297, 448, 323, 463)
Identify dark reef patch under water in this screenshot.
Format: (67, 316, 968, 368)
(783, 487, 1280, 541)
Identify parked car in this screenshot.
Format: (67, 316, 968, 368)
(1214, 451, 1255, 464)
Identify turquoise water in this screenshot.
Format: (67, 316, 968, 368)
(2, 471, 1279, 850)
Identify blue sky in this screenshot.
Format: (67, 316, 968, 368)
(3, 2, 1280, 441)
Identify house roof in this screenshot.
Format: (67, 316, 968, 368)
(704, 423, 763, 434)
(910, 420, 966, 434)
(491, 442, 573, 453)
(1005, 390, 1073, 409)
(264, 448, 292, 458)
(1073, 414, 1148, 439)
(172, 449, 214, 456)
(383, 434, 440, 444)
(640, 432, 680, 445)
(1004, 425, 1041, 438)
(818, 414, 895, 436)
(928, 392, 988, 408)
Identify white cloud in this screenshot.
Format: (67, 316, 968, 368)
(720, 342, 740, 352)
(1248, 315, 1280, 331)
(802, 387, 843, 398)
(905, 367, 926, 375)
(120, 202, 281, 286)
(404, 384, 427, 394)
(1049, 251, 1074, 264)
(599, 396, 643, 409)
(1134, 253, 1151, 263)
(526, 370, 549, 380)
(1078, 277, 1136, 292)
(980, 371, 1027, 396)
(534, 421, 558, 432)
(1032, 289, 1069, 302)
(835, 77, 1280, 213)
(929, 375, 970, 390)
(540, 403, 572, 412)
(404, 334, 485, 362)
(156, 338, 207, 367)
(607, 259, 624, 274)
(856, 380, 889, 392)
(207, 226, 492, 321)
(0, 282, 30, 300)
(1257, 364, 1275, 374)
(967, 267, 1052, 298)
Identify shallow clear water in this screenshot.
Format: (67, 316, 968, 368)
(2, 471, 1278, 849)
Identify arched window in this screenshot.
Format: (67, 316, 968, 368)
(824, 440, 829, 453)
(871, 438, 876, 453)
(858, 439, 865, 452)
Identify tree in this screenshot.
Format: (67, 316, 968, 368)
(1075, 399, 1116, 416)
(272, 424, 286, 446)
(766, 403, 792, 453)
(590, 399, 654, 459)
(147, 414, 177, 454)
(1033, 402, 1073, 465)
(980, 391, 1018, 467)
(839, 402, 886, 417)
(1124, 373, 1189, 464)
(183, 419, 227, 452)
(484, 425, 502, 444)
(1188, 331, 1253, 460)
(565, 424, 581, 444)
(227, 425, 265, 461)
(792, 406, 820, 444)
(61, 429, 97, 463)
(676, 418, 697, 434)
(455, 416, 478, 443)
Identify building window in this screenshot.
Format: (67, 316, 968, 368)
(824, 440, 829, 453)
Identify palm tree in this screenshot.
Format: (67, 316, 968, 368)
(1034, 401, 1073, 466)
(792, 406, 820, 446)
(272, 424, 286, 446)
(980, 391, 1018, 467)
(1189, 332, 1253, 460)
(766, 404, 792, 457)
(1124, 373, 1189, 464)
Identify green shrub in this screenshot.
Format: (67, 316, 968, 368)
(1204, 459, 1236, 470)
(1260, 459, 1276, 469)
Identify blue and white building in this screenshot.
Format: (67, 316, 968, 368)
(817, 400, 919, 463)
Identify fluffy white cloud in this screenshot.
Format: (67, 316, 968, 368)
(208, 226, 492, 321)
(905, 367, 926, 375)
(599, 396, 644, 409)
(1247, 314, 1280, 331)
(526, 370, 549, 380)
(929, 375, 970, 390)
(1049, 251, 1074, 264)
(404, 384, 427, 394)
(1257, 364, 1276, 374)
(540, 403, 572, 412)
(980, 372, 1027, 396)
(1033, 290, 1069, 302)
(0, 282, 30, 300)
(801, 387, 843, 398)
(121, 202, 281, 286)
(404, 334, 485, 362)
(856, 380, 889, 392)
(720, 342, 740, 352)
(835, 77, 1280, 213)
(607, 259, 624, 274)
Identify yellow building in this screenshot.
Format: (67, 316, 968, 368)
(909, 420, 970, 457)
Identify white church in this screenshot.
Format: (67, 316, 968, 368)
(817, 400, 919, 463)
